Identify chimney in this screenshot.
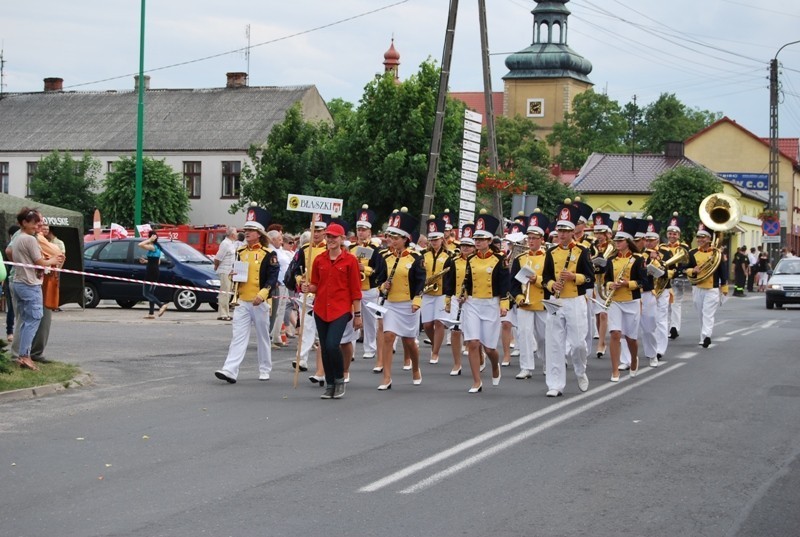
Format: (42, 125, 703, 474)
(134, 75, 151, 91)
(664, 141, 685, 159)
(43, 77, 64, 92)
(226, 72, 248, 89)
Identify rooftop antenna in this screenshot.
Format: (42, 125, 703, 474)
(0, 45, 6, 96)
(630, 94, 637, 173)
(244, 24, 251, 79)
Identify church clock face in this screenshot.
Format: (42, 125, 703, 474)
(527, 98, 544, 118)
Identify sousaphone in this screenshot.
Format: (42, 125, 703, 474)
(687, 193, 742, 284)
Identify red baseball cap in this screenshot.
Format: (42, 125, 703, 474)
(325, 223, 346, 237)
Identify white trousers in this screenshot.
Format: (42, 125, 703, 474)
(360, 288, 380, 356)
(219, 300, 272, 379)
(299, 295, 318, 362)
(217, 273, 233, 319)
(516, 308, 547, 371)
(584, 289, 596, 358)
(670, 278, 686, 333)
(545, 296, 588, 391)
(640, 292, 657, 359)
(269, 287, 288, 342)
(655, 290, 670, 355)
(692, 286, 720, 341)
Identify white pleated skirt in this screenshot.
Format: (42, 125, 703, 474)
(462, 297, 501, 349)
(383, 300, 421, 338)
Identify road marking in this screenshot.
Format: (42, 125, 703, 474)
(397, 364, 686, 494)
(674, 352, 697, 360)
(359, 364, 679, 494)
(715, 336, 731, 342)
(726, 327, 752, 336)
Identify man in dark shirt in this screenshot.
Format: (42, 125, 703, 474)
(733, 246, 749, 297)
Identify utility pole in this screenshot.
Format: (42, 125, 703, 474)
(134, 0, 147, 233)
(478, 0, 501, 231)
(420, 0, 458, 232)
(768, 40, 800, 263)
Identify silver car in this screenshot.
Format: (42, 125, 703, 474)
(766, 257, 800, 309)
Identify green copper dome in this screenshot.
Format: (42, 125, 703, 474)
(503, 0, 592, 82)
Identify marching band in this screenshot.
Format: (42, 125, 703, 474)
(216, 195, 737, 399)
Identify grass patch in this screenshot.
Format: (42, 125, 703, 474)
(0, 360, 81, 393)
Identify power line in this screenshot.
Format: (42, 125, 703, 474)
(60, 0, 409, 91)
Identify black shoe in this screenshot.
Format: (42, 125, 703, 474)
(333, 381, 346, 399)
(215, 370, 236, 384)
(702, 336, 711, 348)
(320, 385, 335, 399)
(656, 353, 662, 360)
(291, 361, 308, 372)
(31, 356, 51, 363)
(669, 327, 679, 339)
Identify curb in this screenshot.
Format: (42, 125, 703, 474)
(0, 372, 94, 404)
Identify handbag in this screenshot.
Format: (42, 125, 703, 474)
(42, 271, 60, 310)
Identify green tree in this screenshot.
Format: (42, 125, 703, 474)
(334, 61, 466, 222)
(636, 93, 720, 153)
(98, 156, 189, 227)
(642, 165, 722, 235)
(489, 114, 550, 170)
(232, 104, 338, 231)
(547, 90, 628, 169)
(29, 150, 100, 225)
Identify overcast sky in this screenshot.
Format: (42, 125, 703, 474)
(3, 0, 800, 140)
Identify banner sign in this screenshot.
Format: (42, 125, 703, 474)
(286, 194, 344, 215)
(718, 172, 768, 191)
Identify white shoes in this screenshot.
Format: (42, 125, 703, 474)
(546, 389, 562, 397)
(492, 369, 501, 386)
(577, 373, 589, 392)
(618, 363, 630, 371)
(510, 349, 520, 357)
(259, 372, 270, 381)
(450, 368, 462, 376)
(649, 357, 660, 368)
(515, 369, 533, 379)
(362, 353, 375, 359)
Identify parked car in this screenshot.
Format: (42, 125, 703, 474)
(766, 257, 800, 309)
(83, 238, 220, 311)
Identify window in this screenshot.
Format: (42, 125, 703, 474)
(221, 161, 241, 198)
(26, 162, 38, 196)
(0, 162, 8, 194)
(183, 161, 201, 199)
(97, 241, 131, 263)
(107, 161, 116, 174)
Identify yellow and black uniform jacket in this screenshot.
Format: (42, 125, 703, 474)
(462, 250, 510, 310)
(382, 247, 426, 307)
(510, 248, 547, 311)
(604, 251, 646, 302)
(349, 240, 388, 291)
(644, 245, 675, 292)
(443, 253, 469, 311)
(575, 234, 597, 293)
(664, 241, 690, 279)
(235, 243, 279, 302)
(686, 247, 729, 291)
(290, 241, 327, 289)
(423, 247, 456, 297)
(542, 243, 594, 298)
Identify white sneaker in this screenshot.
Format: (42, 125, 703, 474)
(649, 357, 660, 368)
(515, 369, 533, 379)
(510, 349, 520, 357)
(546, 389, 562, 397)
(362, 353, 375, 359)
(259, 372, 270, 381)
(618, 363, 630, 371)
(577, 373, 589, 392)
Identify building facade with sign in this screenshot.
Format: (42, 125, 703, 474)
(685, 116, 800, 252)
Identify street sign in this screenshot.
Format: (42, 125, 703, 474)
(762, 219, 780, 236)
(465, 109, 483, 123)
(762, 235, 780, 244)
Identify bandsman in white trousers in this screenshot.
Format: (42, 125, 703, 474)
(215, 207, 279, 384)
(542, 201, 594, 397)
(571, 197, 598, 363)
(350, 205, 388, 365)
(509, 212, 550, 379)
(664, 212, 690, 340)
(686, 224, 729, 348)
(589, 212, 614, 359)
(642, 218, 673, 366)
(605, 217, 647, 382)
(290, 215, 329, 383)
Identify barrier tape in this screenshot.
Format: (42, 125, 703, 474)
(4, 261, 230, 296)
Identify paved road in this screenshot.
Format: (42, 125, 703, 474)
(1, 295, 799, 537)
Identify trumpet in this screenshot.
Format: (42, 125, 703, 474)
(423, 267, 450, 294)
(594, 243, 616, 301)
(653, 248, 687, 297)
(229, 278, 240, 308)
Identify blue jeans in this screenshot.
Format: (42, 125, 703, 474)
(142, 283, 164, 314)
(314, 312, 352, 385)
(11, 282, 43, 357)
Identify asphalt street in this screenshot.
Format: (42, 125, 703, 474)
(1, 294, 799, 537)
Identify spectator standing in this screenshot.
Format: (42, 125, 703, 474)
(29, 221, 67, 362)
(733, 246, 748, 297)
(756, 252, 771, 292)
(746, 247, 759, 292)
(9, 208, 64, 371)
(214, 227, 237, 321)
(137, 231, 169, 319)
(4, 225, 19, 342)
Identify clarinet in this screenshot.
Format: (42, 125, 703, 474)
(553, 246, 573, 299)
(453, 257, 472, 331)
(378, 250, 402, 317)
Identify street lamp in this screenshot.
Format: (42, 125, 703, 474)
(768, 39, 800, 263)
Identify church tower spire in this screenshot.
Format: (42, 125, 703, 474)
(383, 38, 401, 81)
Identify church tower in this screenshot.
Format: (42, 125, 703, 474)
(503, 0, 592, 137)
(383, 38, 401, 81)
